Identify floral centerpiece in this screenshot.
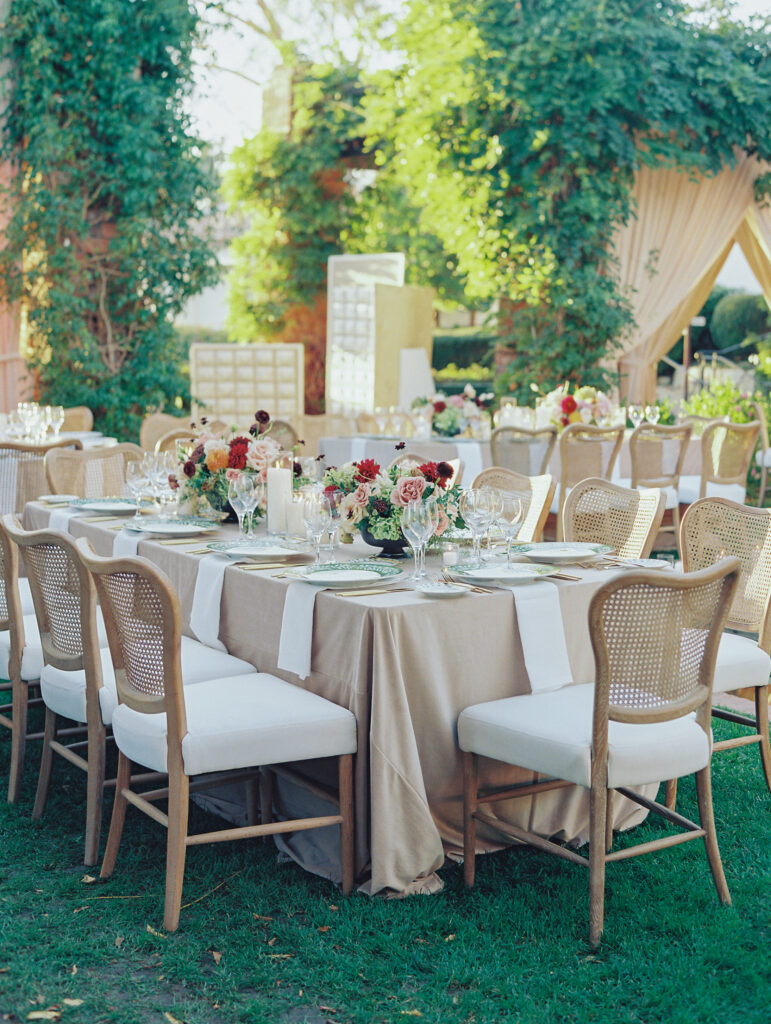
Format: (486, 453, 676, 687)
(323, 457, 464, 551)
(179, 411, 281, 519)
(412, 385, 494, 438)
(538, 383, 619, 430)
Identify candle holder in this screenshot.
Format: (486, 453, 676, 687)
(266, 450, 294, 536)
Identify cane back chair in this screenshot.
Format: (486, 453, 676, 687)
(0, 438, 83, 514)
(45, 443, 144, 498)
(562, 478, 665, 559)
(556, 424, 624, 540)
(678, 420, 760, 506)
(459, 558, 739, 946)
(490, 426, 558, 477)
(61, 406, 94, 433)
(627, 422, 693, 553)
(750, 401, 771, 507)
(471, 468, 555, 543)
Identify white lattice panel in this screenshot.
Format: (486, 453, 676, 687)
(190, 343, 305, 425)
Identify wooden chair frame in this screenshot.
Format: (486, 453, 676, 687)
(44, 443, 144, 497)
(154, 428, 197, 455)
(140, 412, 190, 453)
(77, 543, 354, 931)
(697, 420, 760, 499)
(471, 467, 555, 543)
(462, 559, 739, 946)
(61, 406, 94, 433)
(562, 477, 666, 558)
(557, 424, 624, 540)
(750, 401, 770, 507)
(490, 426, 558, 477)
(630, 422, 692, 554)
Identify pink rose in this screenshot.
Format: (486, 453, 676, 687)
(246, 437, 280, 481)
(448, 394, 465, 408)
(225, 468, 240, 482)
(434, 506, 450, 536)
(352, 482, 372, 508)
(391, 476, 427, 507)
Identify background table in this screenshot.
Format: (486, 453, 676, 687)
(25, 505, 651, 894)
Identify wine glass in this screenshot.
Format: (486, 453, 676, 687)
(644, 404, 660, 425)
(323, 487, 344, 551)
(228, 475, 248, 537)
(302, 490, 333, 564)
(236, 473, 259, 540)
(401, 499, 437, 581)
(459, 488, 497, 566)
(497, 495, 524, 567)
(627, 404, 644, 429)
(126, 461, 149, 520)
(483, 487, 504, 558)
(49, 406, 65, 438)
(374, 407, 388, 435)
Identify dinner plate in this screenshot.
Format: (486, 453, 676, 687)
(516, 542, 614, 564)
(69, 498, 137, 515)
(206, 541, 313, 564)
(124, 516, 217, 537)
(286, 560, 405, 590)
(38, 493, 79, 504)
(414, 580, 467, 598)
(613, 557, 673, 570)
(452, 562, 556, 584)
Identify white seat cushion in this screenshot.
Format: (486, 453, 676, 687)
(39, 635, 256, 727)
(678, 476, 746, 506)
(111, 672, 357, 775)
(0, 608, 110, 684)
(458, 682, 710, 789)
(713, 633, 771, 694)
(618, 478, 678, 509)
(755, 448, 771, 469)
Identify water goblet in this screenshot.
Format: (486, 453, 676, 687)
(236, 473, 259, 540)
(482, 487, 504, 559)
(497, 495, 524, 567)
(228, 475, 248, 537)
(374, 407, 388, 435)
(49, 405, 65, 438)
(459, 488, 497, 566)
(323, 487, 344, 551)
(401, 499, 436, 581)
(125, 461, 149, 520)
(627, 404, 644, 429)
(302, 490, 333, 564)
(644, 404, 660, 425)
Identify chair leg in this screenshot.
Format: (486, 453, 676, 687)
(7, 679, 29, 804)
(664, 778, 678, 810)
(672, 504, 681, 558)
(32, 708, 58, 821)
(695, 766, 731, 905)
(588, 784, 607, 948)
(84, 725, 106, 867)
(100, 752, 131, 880)
(605, 790, 613, 853)
(463, 751, 478, 888)
(245, 775, 259, 827)
(338, 754, 354, 895)
(755, 684, 771, 795)
(163, 768, 190, 933)
(259, 767, 274, 826)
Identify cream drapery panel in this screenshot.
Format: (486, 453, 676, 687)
(614, 157, 761, 402)
(736, 205, 771, 309)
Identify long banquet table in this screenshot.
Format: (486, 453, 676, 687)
(24, 503, 653, 895)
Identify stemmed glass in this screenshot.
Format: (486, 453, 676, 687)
(126, 461, 149, 520)
(459, 488, 497, 566)
(302, 490, 333, 564)
(49, 406, 65, 438)
(236, 473, 259, 540)
(483, 487, 504, 558)
(627, 404, 644, 429)
(497, 495, 524, 567)
(374, 407, 388, 435)
(401, 500, 437, 581)
(324, 487, 344, 551)
(228, 476, 248, 538)
(644, 404, 660, 424)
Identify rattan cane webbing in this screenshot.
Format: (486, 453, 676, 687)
(0, 540, 9, 625)
(681, 499, 771, 634)
(101, 571, 166, 698)
(45, 445, 143, 498)
(23, 543, 85, 657)
(560, 425, 624, 490)
(599, 575, 726, 715)
(702, 421, 760, 481)
(471, 467, 553, 544)
(563, 480, 662, 558)
(490, 427, 557, 477)
(630, 424, 691, 488)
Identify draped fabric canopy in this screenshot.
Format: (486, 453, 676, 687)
(613, 155, 771, 403)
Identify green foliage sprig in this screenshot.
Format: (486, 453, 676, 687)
(0, 0, 219, 441)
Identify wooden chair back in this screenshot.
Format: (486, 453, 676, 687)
(0, 439, 83, 514)
(140, 413, 189, 453)
(590, 558, 739, 732)
(61, 406, 94, 432)
(562, 478, 665, 558)
(490, 426, 557, 476)
(472, 467, 555, 543)
(680, 497, 771, 648)
(44, 443, 144, 497)
(559, 424, 624, 491)
(678, 414, 728, 437)
(356, 412, 378, 434)
(0, 517, 26, 675)
(630, 423, 692, 489)
(269, 419, 299, 452)
(388, 411, 414, 438)
(154, 428, 196, 455)
(699, 420, 760, 494)
(750, 401, 769, 456)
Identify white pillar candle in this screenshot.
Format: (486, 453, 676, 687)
(266, 467, 292, 534)
(284, 497, 307, 538)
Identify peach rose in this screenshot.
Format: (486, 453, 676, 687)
(390, 475, 427, 507)
(351, 482, 372, 508)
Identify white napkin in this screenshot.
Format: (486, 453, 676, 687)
(189, 554, 229, 652)
(454, 440, 484, 484)
(350, 437, 368, 462)
(112, 530, 141, 557)
(277, 581, 326, 679)
(48, 508, 82, 533)
(511, 580, 574, 693)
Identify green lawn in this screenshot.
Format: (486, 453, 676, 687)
(0, 716, 769, 1024)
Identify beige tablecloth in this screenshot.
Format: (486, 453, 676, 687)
(24, 504, 650, 894)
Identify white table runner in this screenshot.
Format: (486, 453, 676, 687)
(189, 554, 229, 652)
(112, 530, 142, 557)
(510, 580, 574, 693)
(453, 440, 484, 484)
(48, 508, 82, 533)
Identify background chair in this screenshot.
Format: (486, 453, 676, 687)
(490, 426, 557, 477)
(81, 546, 356, 931)
(624, 422, 692, 554)
(45, 443, 144, 497)
(356, 412, 379, 434)
(140, 412, 189, 453)
(472, 467, 555, 543)
(0, 439, 83, 514)
(750, 401, 771, 507)
(154, 428, 197, 455)
(269, 419, 299, 452)
(677, 497, 771, 803)
(459, 559, 739, 946)
(562, 478, 665, 558)
(678, 420, 760, 506)
(678, 413, 728, 437)
(61, 407, 94, 433)
(556, 424, 624, 539)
